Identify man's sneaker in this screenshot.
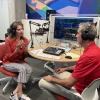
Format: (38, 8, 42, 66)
(10, 92, 19, 100)
(19, 94, 31, 100)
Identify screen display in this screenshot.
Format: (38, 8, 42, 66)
(54, 17, 94, 41)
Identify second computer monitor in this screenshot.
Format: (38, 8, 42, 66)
(54, 17, 97, 41)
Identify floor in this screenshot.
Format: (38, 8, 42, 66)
(0, 56, 53, 100)
(0, 56, 100, 100)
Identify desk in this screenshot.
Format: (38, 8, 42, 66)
(28, 43, 83, 62)
(28, 43, 83, 72)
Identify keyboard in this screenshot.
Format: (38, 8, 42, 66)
(43, 47, 65, 56)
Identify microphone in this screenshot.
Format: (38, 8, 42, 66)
(43, 21, 50, 26)
(29, 21, 41, 26)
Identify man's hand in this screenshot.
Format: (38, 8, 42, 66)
(43, 75, 53, 82)
(55, 68, 66, 74)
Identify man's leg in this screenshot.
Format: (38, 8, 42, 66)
(54, 71, 71, 79)
(39, 72, 81, 100)
(39, 78, 81, 100)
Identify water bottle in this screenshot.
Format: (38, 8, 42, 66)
(40, 39, 43, 47)
(66, 43, 69, 49)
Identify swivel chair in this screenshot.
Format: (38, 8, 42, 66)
(0, 42, 18, 94)
(53, 78, 100, 100)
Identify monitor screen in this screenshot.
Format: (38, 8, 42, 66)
(54, 17, 95, 41)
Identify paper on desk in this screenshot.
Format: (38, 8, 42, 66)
(37, 53, 61, 60)
(29, 49, 61, 59)
(29, 49, 43, 54)
(66, 53, 80, 58)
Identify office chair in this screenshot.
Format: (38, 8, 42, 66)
(0, 42, 18, 94)
(53, 78, 100, 100)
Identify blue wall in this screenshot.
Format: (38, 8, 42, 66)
(26, 0, 100, 19)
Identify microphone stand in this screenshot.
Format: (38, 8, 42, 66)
(29, 21, 34, 48)
(42, 21, 50, 43)
(46, 30, 49, 43)
(46, 21, 50, 43)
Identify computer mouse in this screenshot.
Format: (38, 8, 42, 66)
(65, 55, 72, 59)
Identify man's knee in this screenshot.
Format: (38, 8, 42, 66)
(38, 78, 46, 89)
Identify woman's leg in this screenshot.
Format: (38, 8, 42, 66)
(3, 63, 32, 83)
(13, 83, 23, 97)
(3, 63, 32, 99)
(22, 63, 33, 82)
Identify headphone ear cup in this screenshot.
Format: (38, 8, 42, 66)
(81, 26, 90, 40)
(10, 27, 16, 35)
(81, 32, 88, 40)
(12, 29, 16, 35)
(10, 23, 16, 35)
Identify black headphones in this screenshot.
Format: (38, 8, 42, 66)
(81, 24, 91, 40)
(9, 22, 16, 35)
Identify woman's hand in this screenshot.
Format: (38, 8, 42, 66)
(55, 68, 66, 74)
(15, 40, 23, 53)
(24, 39, 31, 52)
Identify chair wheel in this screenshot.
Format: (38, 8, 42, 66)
(2, 90, 6, 94)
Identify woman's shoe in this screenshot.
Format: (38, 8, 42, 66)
(10, 92, 19, 100)
(19, 94, 31, 100)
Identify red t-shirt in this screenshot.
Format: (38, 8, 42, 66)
(3, 37, 29, 64)
(72, 42, 100, 94)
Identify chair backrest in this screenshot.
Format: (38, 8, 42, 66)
(0, 42, 18, 76)
(81, 78, 100, 100)
(0, 42, 6, 60)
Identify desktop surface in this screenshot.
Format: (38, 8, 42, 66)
(28, 43, 83, 62)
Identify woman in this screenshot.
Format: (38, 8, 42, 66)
(3, 21, 32, 100)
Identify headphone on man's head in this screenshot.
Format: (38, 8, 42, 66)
(81, 22, 97, 41)
(81, 25, 91, 40)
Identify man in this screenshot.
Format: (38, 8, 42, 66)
(39, 22, 100, 100)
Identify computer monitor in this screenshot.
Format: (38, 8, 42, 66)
(54, 17, 98, 41)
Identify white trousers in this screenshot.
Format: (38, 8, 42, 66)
(39, 71, 82, 100)
(3, 63, 32, 83)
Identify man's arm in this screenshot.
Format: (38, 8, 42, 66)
(55, 65, 75, 74)
(43, 75, 77, 89)
(65, 65, 75, 70)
